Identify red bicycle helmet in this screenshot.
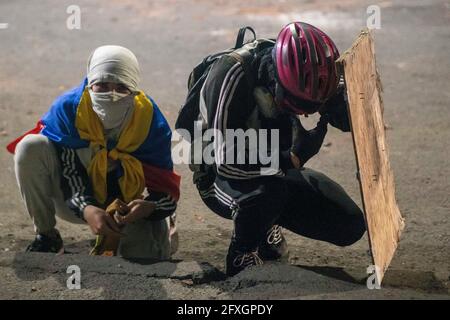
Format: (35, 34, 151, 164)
(273, 22, 340, 114)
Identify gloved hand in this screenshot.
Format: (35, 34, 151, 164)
(290, 115, 329, 167)
(319, 83, 351, 132)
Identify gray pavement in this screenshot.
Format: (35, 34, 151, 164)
(0, 252, 448, 299)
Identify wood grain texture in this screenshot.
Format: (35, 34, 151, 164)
(336, 30, 405, 283)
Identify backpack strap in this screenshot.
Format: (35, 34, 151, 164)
(229, 49, 255, 90)
(234, 26, 256, 49)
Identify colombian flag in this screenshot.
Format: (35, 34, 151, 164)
(7, 78, 180, 203)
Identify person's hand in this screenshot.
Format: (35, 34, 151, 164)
(319, 83, 351, 132)
(116, 200, 156, 225)
(291, 115, 329, 167)
(83, 205, 122, 236)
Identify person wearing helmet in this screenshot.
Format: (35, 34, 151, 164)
(8, 45, 180, 258)
(180, 22, 365, 276)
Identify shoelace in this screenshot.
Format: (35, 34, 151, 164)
(267, 225, 283, 245)
(232, 251, 263, 268)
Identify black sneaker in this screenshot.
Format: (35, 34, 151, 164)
(258, 225, 289, 261)
(26, 229, 64, 254)
(226, 245, 263, 277)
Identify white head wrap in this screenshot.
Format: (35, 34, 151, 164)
(87, 45, 140, 92)
(86, 45, 140, 129)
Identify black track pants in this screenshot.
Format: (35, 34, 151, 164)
(197, 167, 366, 251)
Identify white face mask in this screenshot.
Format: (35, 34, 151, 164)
(89, 90, 134, 129)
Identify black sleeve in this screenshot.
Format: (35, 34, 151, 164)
(320, 84, 351, 132)
(202, 55, 284, 179)
(269, 113, 297, 172)
(144, 191, 177, 221)
(280, 150, 295, 171)
(54, 145, 99, 220)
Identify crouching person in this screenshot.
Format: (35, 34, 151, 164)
(177, 23, 366, 276)
(8, 45, 180, 259)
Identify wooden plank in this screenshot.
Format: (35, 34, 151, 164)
(336, 30, 405, 284)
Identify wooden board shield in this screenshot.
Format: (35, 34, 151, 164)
(336, 30, 405, 284)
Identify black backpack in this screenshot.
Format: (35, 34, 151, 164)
(175, 26, 275, 138)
